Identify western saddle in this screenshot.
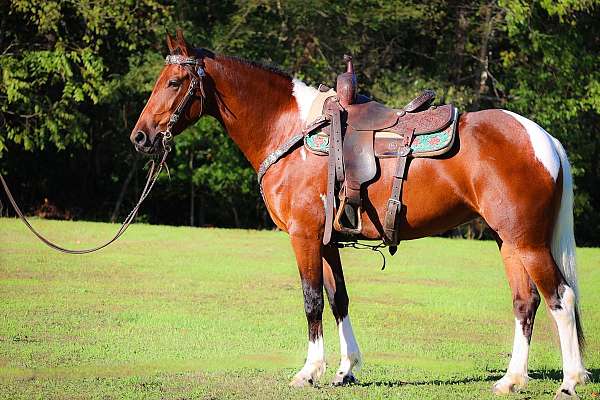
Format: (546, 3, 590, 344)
(318, 55, 455, 251)
(257, 55, 457, 253)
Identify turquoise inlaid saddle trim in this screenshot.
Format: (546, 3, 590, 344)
(304, 110, 458, 158)
(411, 129, 452, 154)
(305, 132, 329, 153)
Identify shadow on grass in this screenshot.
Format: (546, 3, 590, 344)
(358, 369, 600, 388)
(527, 368, 600, 382)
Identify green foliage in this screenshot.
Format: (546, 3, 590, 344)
(0, 0, 171, 153)
(499, 0, 600, 242)
(0, 0, 599, 243)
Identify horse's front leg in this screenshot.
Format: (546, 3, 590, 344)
(323, 245, 362, 385)
(289, 235, 326, 387)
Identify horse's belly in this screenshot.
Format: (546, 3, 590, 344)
(359, 155, 477, 240)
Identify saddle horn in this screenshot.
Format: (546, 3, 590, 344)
(337, 55, 357, 107)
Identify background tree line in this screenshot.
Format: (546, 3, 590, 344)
(1, 0, 598, 245)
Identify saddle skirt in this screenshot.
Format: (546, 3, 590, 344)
(304, 92, 459, 159)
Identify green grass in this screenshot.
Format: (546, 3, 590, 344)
(0, 218, 599, 399)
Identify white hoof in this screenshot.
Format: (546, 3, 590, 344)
(331, 350, 361, 386)
(553, 388, 580, 400)
(289, 360, 326, 387)
(492, 373, 528, 395)
(554, 369, 590, 400)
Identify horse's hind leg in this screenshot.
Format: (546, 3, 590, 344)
(289, 235, 326, 387)
(323, 245, 362, 385)
(493, 242, 541, 394)
(515, 246, 589, 398)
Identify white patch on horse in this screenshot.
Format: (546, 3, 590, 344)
(549, 286, 589, 394)
(337, 316, 362, 376)
(320, 193, 327, 210)
(502, 110, 560, 181)
(493, 318, 530, 394)
(292, 79, 319, 124)
(300, 146, 307, 161)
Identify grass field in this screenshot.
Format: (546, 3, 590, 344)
(0, 218, 599, 399)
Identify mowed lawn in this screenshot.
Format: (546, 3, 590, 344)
(0, 218, 599, 399)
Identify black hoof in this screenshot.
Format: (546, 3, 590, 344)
(332, 373, 358, 386)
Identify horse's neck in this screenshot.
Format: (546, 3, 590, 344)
(204, 56, 317, 169)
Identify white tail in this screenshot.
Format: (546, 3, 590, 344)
(550, 137, 579, 300)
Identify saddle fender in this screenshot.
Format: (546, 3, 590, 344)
(342, 128, 376, 205)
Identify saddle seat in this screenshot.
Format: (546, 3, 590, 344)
(346, 101, 454, 136)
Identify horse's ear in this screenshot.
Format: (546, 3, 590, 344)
(176, 28, 185, 44)
(174, 28, 190, 56)
(166, 32, 177, 54)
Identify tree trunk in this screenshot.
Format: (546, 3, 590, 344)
(453, 6, 468, 85)
(110, 156, 139, 223)
(189, 150, 195, 226)
(473, 2, 494, 109)
(230, 200, 240, 228)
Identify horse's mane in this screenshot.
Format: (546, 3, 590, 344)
(216, 53, 292, 81)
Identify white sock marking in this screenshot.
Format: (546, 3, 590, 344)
(306, 336, 324, 363)
(337, 316, 361, 374)
(502, 110, 560, 181)
(507, 318, 530, 376)
(550, 286, 588, 389)
(292, 79, 319, 124)
(493, 318, 530, 393)
(297, 335, 325, 377)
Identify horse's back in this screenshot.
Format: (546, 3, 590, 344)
(361, 109, 563, 242)
(264, 108, 564, 243)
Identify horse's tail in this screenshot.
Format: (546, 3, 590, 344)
(550, 137, 584, 350)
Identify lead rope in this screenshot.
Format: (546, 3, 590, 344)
(0, 134, 172, 254)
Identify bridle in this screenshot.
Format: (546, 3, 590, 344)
(160, 52, 207, 152)
(0, 51, 209, 254)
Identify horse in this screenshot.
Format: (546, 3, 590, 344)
(130, 30, 589, 398)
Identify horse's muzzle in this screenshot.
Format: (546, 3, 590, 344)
(132, 130, 163, 155)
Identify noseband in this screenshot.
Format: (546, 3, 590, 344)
(162, 53, 207, 151)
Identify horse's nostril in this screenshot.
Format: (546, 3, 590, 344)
(134, 131, 147, 146)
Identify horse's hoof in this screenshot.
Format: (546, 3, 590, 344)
(492, 373, 528, 395)
(332, 372, 358, 386)
(553, 388, 580, 400)
(492, 381, 516, 395)
(290, 374, 314, 388)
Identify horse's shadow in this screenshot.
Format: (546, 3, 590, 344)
(358, 368, 600, 388)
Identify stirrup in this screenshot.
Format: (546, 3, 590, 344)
(333, 196, 362, 235)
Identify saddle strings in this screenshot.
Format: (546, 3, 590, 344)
(335, 241, 389, 270)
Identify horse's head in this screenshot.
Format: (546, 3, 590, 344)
(131, 30, 208, 155)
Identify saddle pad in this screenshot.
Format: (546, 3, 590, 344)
(305, 107, 459, 158)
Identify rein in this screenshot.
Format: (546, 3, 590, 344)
(0, 53, 207, 254)
(0, 143, 170, 254)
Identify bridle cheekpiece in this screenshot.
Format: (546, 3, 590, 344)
(161, 53, 207, 151)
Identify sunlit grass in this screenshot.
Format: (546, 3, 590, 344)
(1, 218, 598, 399)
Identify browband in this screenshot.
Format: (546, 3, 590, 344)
(165, 55, 203, 66)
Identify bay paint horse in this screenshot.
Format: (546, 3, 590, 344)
(131, 31, 589, 398)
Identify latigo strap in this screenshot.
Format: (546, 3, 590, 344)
(383, 129, 415, 247)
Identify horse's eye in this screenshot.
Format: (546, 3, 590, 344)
(168, 79, 181, 88)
